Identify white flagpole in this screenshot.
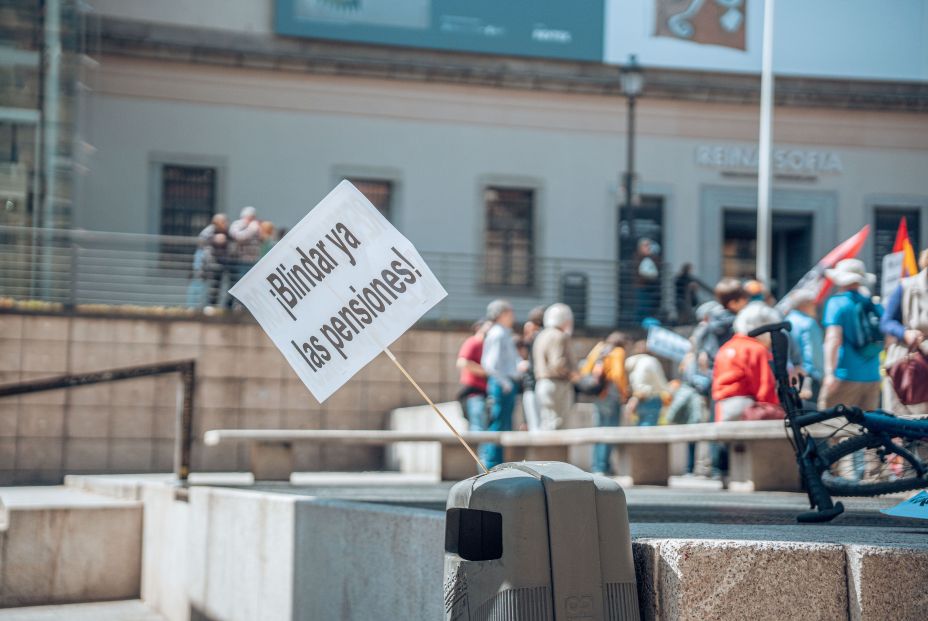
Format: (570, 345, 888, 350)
(756, 0, 775, 284)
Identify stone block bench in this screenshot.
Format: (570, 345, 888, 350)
(203, 419, 843, 491)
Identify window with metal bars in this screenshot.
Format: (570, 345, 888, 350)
(348, 178, 392, 219)
(484, 187, 534, 289)
(160, 164, 217, 238)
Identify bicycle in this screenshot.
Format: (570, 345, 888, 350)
(748, 321, 928, 523)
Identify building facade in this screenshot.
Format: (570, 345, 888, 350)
(7, 0, 928, 326)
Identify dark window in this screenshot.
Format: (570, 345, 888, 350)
(349, 178, 392, 219)
(721, 210, 813, 298)
(160, 165, 216, 238)
(874, 207, 920, 290)
(617, 195, 664, 324)
(484, 187, 534, 289)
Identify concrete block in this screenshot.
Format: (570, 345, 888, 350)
(17, 404, 64, 438)
(362, 381, 407, 413)
(20, 341, 68, 373)
(728, 439, 802, 492)
(0, 487, 142, 607)
(152, 375, 183, 407)
(140, 484, 190, 621)
(114, 320, 162, 345)
(71, 318, 117, 343)
(109, 439, 154, 472)
(281, 379, 321, 411)
(151, 406, 177, 440)
(110, 379, 156, 407)
(16, 438, 63, 470)
(196, 377, 242, 410)
(201, 324, 241, 348)
(240, 378, 282, 411)
(396, 352, 443, 384)
(291, 445, 323, 472)
(846, 545, 928, 621)
(198, 348, 238, 378)
(111, 407, 156, 439)
(0, 438, 15, 469)
(68, 382, 112, 407)
(21, 316, 69, 341)
(281, 410, 323, 431)
(234, 347, 285, 379)
(66, 405, 110, 438)
(12, 470, 62, 485)
(241, 324, 275, 349)
(0, 314, 24, 340)
(0, 406, 18, 437)
(617, 444, 669, 486)
(69, 342, 119, 373)
(64, 439, 110, 471)
(321, 445, 384, 472)
(185, 487, 296, 621)
(165, 320, 202, 346)
(0, 599, 164, 620)
(441, 444, 480, 480)
(115, 344, 161, 369)
(239, 410, 283, 430)
(0, 339, 22, 371)
(324, 385, 363, 413)
(152, 439, 174, 472)
(648, 539, 847, 621)
(292, 500, 445, 621)
(250, 442, 293, 481)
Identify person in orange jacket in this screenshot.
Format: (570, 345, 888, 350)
(581, 332, 631, 475)
(711, 301, 783, 422)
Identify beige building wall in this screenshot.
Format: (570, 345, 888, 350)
(79, 57, 928, 284)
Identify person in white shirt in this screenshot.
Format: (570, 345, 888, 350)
(625, 340, 669, 426)
(479, 299, 524, 468)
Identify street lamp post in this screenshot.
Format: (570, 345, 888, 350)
(620, 55, 644, 246)
(619, 55, 644, 324)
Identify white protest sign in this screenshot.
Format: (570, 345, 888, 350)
(230, 181, 447, 402)
(880, 490, 928, 520)
(881, 251, 904, 298)
(646, 326, 692, 363)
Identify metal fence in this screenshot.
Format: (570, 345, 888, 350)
(0, 225, 702, 328)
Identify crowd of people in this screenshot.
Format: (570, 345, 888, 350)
(457, 252, 928, 478)
(187, 206, 283, 311)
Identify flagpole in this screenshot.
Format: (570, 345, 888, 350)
(756, 0, 775, 285)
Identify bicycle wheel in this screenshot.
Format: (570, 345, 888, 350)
(819, 431, 928, 496)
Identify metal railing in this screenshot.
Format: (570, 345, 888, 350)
(0, 225, 704, 328)
(0, 359, 196, 481)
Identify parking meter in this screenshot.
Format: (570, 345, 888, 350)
(443, 462, 639, 620)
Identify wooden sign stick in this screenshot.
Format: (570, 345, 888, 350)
(384, 348, 488, 474)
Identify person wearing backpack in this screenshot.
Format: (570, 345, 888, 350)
(818, 259, 883, 411)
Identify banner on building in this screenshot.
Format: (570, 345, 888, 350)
(654, 0, 747, 50)
(230, 181, 447, 402)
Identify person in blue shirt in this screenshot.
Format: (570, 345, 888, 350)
(786, 290, 825, 403)
(818, 259, 881, 412)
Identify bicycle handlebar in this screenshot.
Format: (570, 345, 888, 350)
(747, 321, 792, 338)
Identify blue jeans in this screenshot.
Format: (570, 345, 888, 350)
(592, 390, 622, 474)
(464, 394, 487, 431)
(480, 378, 515, 470)
(636, 397, 662, 427)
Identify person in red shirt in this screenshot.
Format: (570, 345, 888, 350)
(712, 301, 783, 422)
(457, 320, 491, 430)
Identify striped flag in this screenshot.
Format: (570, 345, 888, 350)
(892, 217, 918, 278)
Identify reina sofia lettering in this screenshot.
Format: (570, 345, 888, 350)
(695, 145, 843, 174)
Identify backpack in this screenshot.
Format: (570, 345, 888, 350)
(846, 294, 883, 359)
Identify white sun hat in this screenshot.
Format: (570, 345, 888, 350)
(824, 258, 876, 288)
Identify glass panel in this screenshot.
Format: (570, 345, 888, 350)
(484, 187, 534, 288)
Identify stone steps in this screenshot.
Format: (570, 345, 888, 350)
(0, 600, 163, 620)
(0, 486, 143, 608)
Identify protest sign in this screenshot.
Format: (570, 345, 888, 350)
(881, 251, 904, 299)
(880, 490, 928, 520)
(230, 180, 447, 403)
(647, 326, 692, 363)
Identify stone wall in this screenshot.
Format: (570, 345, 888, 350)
(0, 311, 601, 484)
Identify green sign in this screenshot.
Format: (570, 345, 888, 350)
(275, 0, 604, 62)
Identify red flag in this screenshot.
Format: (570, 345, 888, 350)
(892, 218, 918, 277)
(776, 225, 870, 311)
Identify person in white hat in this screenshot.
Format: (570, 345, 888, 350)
(819, 258, 882, 412)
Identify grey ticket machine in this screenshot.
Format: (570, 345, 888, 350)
(443, 462, 639, 620)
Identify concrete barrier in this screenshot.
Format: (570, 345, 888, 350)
(15, 475, 926, 621)
(0, 486, 142, 608)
